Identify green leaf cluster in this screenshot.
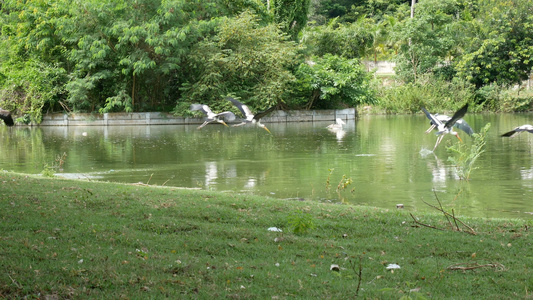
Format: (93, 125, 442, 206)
(447, 123, 490, 180)
(455, 0, 533, 88)
(294, 54, 376, 109)
(1, 0, 292, 117)
(178, 10, 302, 112)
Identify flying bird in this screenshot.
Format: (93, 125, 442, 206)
(327, 118, 346, 130)
(189, 104, 236, 129)
(0, 108, 14, 127)
(424, 113, 473, 136)
(501, 124, 533, 138)
(227, 97, 276, 133)
(422, 104, 470, 151)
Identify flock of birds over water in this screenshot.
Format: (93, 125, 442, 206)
(2, 98, 533, 151)
(189, 98, 533, 151)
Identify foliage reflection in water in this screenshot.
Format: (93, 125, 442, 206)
(1, 114, 533, 219)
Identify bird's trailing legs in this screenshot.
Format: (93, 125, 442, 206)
(197, 120, 228, 129)
(432, 133, 462, 151)
(425, 124, 436, 134)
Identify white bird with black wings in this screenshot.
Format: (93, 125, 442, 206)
(422, 104, 472, 151)
(227, 97, 276, 133)
(189, 104, 236, 129)
(501, 124, 533, 138)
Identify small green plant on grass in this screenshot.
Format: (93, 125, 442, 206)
(41, 152, 68, 177)
(41, 163, 55, 177)
(337, 174, 354, 192)
(55, 152, 67, 172)
(326, 168, 355, 202)
(287, 210, 315, 235)
(446, 123, 490, 180)
(325, 168, 334, 191)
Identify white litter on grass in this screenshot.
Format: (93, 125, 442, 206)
(386, 263, 401, 270)
(268, 227, 282, 232)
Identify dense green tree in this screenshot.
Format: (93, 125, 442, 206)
(0, 0, 270, 120)
(271, 0, 311, 40)
(301, 17, 374, 59)
(391, 0, 461, 83)
(179, 10, 301, 112)
(293, 54, 376, 109)
(2, 0, 533, 119)
(455, 0, 533, 88)
(309, 0, 410, 24)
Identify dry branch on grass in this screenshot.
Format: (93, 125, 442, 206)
(411, 190, 476, 235)
(447, 262, 506, 272)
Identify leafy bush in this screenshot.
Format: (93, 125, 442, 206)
(294, 54, 376, 109)
(301, 18, 374, 59)
(475, 85, 533, 112)
(376, 75, 476, 113)
(179, 10, 301, 111)
(287, 210, 316, 235)
(447, 123, 490, 180)
(0, 60, 66, 123)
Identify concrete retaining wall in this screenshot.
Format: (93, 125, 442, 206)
(39, 108, 356, 126)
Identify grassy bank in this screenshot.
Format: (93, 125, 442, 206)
(1, 172, 532, 299)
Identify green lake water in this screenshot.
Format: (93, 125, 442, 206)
(1, 113, 532, 219)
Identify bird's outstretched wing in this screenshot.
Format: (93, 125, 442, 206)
(444, 103, 468, 129)
(501, 124, 533, 137)
(253, 105, 276, 121)
(421, 107, 442, 127)
(216, 111, 236, 122)
(190, 104, 212, 116)
(227, 97, 253, 119)
(454, 119, 474, 135)
(0, 109, 14, 126)
(501, 129, 519, 137)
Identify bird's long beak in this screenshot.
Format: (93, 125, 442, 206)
(456, 134, 463, 142)
(221, 121, 229, 127)
(263, 126, 271, 134)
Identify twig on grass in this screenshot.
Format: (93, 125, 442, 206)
(8, 274, 22, 289)
(349, 255, 364, 297)
(435, 189, 454, 229)
(414, 190, 476, 235)
(410, 213, 445, 231)
(147, 173, 154, 185)
(447, 262, 505, 271)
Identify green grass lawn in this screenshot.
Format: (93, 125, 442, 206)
(1, 171, 532, 299)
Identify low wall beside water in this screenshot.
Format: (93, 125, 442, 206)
(39, 108, 356, 126)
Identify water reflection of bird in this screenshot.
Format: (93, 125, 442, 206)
(227, 97, 276, 133)
(422, 104, 470, 151)
(0, 108, 14, 126)
(327, 118, 346, 130)
(189, 104, 236, 129)
(501, 125, 533, 138)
